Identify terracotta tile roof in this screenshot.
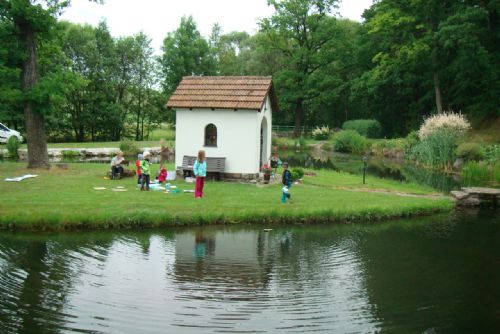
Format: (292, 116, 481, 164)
(166, 76, 279, 112)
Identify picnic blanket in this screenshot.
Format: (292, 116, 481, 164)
(4, 174, 38, 182)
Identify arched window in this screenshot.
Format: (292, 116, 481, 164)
(204, 124, 217, 147)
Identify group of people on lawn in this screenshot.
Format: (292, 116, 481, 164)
(110, 150, 292, 202)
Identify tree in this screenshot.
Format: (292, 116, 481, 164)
(160, 16, 216, 95)
(0, 0, 100, 168)
(260, 0, 340, 136)
(0, 19, 23, 130)
(130, 32, 158, 141)
(349, 0, 499, 136)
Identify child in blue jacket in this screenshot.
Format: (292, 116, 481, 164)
(281, 162, 292, 203)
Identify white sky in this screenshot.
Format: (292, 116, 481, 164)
(61, 0, 373, 53)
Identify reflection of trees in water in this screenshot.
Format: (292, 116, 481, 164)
(0, 234, 114, 333)
(278, 150, 339, 170)
(354, 212, 500, 332)
(402, 164, 460, 193)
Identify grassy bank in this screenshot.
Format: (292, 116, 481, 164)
(0, 162, 452, 231)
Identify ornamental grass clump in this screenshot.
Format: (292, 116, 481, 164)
(410, 112, 471, 169)
(418, 112, 470, 140)
(311, 125, 330, 140)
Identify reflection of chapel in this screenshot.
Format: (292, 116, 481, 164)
(166, 76, 278, 178)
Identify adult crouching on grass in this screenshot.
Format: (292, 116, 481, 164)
(193, 150, 206, 199)
(110, 150, 124, 179)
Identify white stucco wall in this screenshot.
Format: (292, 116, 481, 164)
(175, 98, 273, 175)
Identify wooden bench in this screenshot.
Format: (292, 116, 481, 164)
(177, 155, 226, 180)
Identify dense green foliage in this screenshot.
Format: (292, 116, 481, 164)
(342, 119, 382, 138)
(291, 167, 305, 181)
(332, 130, 367, 154)
(160, 16, 215, 96)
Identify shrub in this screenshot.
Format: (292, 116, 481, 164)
(291, 168, 304, 180)
(119, 141, 140, 156)
(418, 112, 470, 140)
(311, 125, 330, 140)
(332, 130, 367, 154)
(342, 119, 382, 138)
(61, 150, 80, 158)
(6, 136, 20, 157)
(456, 142, 484, 161)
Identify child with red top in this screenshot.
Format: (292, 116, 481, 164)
(157, 164, 167, 183)
(135, 154, 143, 185)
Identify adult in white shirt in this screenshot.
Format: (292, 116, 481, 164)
(110, 150, 125, 179)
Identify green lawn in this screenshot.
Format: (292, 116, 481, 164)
(0, 162, 452, 231)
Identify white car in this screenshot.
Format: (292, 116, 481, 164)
(0, 122, 23, 143)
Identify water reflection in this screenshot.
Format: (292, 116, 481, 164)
(0, 212, 499, 333)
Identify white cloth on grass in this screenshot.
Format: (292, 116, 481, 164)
(4, 174, 38, 182)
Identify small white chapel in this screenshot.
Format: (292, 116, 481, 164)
(166, 76, 278, 179)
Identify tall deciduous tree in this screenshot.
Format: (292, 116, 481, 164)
(160, 16, 216, 95)
(260, 0, 339, 136)
(130, 32, 157, 141)
(0, 0, 100, 168)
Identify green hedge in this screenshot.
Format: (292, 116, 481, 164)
(342, 119, 382, 138)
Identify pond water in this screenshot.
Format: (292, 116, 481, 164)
(1, 209, 499, 333)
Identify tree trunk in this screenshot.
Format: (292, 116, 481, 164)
(433, 70, 443, 114)
(431, 35, 443, 114)
(19, 24, 49, 169)
(293, 98, 304, 138)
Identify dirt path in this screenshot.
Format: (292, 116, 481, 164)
(311, 184, 448, 199)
